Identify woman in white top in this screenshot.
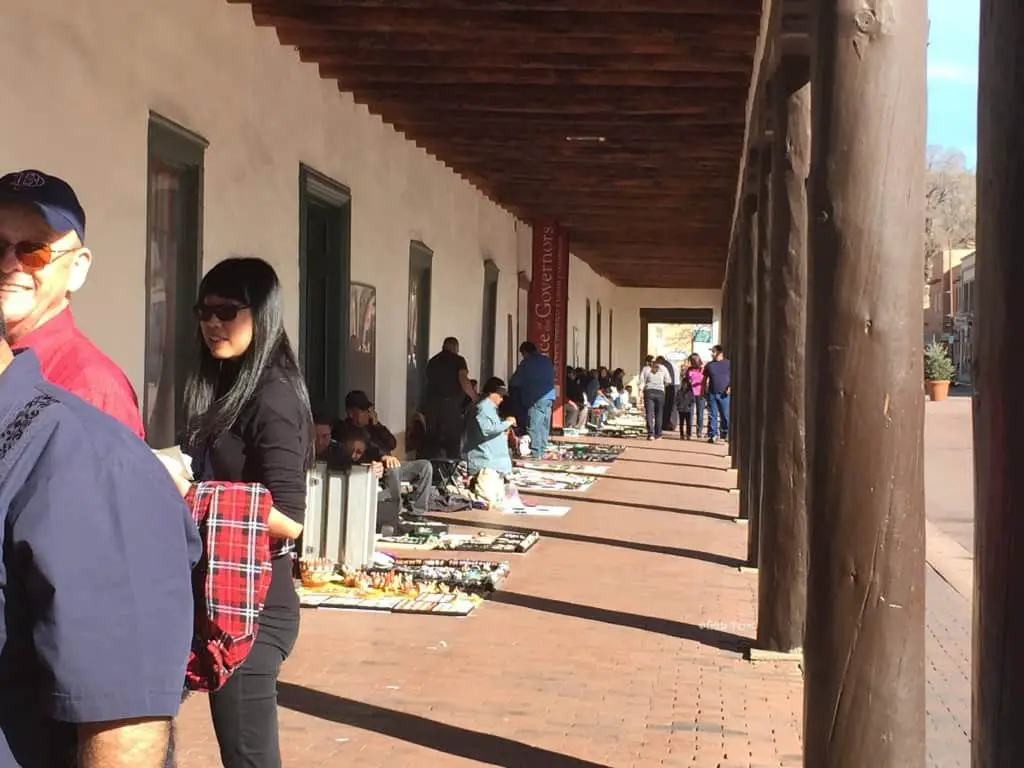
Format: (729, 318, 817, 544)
(640, 358, 673, 439)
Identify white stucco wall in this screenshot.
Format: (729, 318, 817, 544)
(0, 0, 523, 431)
(610, 288, 724, 374)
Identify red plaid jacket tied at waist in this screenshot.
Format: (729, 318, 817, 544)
(184, 482, 274, 691)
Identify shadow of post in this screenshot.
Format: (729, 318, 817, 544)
(276, 683, 611, 767)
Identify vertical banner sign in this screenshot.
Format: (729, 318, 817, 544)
(528, 219, 569, 428)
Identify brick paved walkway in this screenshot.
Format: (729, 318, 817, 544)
(926, 567, 971, 768)
(175, 435, 806, 767)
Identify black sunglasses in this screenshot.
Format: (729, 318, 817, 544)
(193, 303, 248, 322)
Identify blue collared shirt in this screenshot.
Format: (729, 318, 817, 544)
(0, 351, 201, 766)
(509, 352, 556, 406)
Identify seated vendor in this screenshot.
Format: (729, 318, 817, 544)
(462, 377, 517, 475)
(335, 390, 433, 519)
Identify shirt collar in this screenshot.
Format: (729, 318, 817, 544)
(0, 348, 45, 408)
(12, 306, 76, 356)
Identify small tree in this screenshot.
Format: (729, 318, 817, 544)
(924, 340, 956, 382)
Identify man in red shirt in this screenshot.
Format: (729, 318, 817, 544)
(0, 170, 144, 438)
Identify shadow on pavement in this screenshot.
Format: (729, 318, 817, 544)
(516, 491, 737, 522)
(614, 455, 733, 471)
(277, 683, 610, 767)
(429, 515, 744, 568)
(490, 591, 749, 652)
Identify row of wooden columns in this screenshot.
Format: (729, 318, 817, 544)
(721, 2, 930, 765)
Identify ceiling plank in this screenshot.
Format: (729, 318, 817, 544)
(302, 50, 755, 73)
(254, 8, 759, 38)
(239, 0, 761, 13)
(321, 65, 751, 89)
(274, 28, 757, 55)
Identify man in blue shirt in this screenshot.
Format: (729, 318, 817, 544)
(0, 311, 201, 766)
(509, 341, 556, 458)
(702, 344, 732, 444)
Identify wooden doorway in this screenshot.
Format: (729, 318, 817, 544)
(299, 166, 351, 416)
(407, 242, 433, 417)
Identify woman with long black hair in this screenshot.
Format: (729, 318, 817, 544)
(182, 257, 313, 767)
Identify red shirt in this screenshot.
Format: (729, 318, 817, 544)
(13, 308, 145, 438)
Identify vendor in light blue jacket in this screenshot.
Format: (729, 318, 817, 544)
(462, 377, 517, 475)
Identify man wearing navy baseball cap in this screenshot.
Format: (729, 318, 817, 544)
(0, 170, 144, 437)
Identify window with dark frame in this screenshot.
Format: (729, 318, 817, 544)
(480, 259, 499, 382)
(144, 114, 206, 448)
(596, 301, 603, 368)
(609, 309, 614, 366)
(299, 166, 352, 417)
(585, 298, 592, 369)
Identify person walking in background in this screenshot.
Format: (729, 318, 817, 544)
(640, 357, 672, 440)
(676, 367, 696, 440)
(655, 355, 677, 434)
(509, 340, 555, 458)
(682, 354, 706, 439)
(703, 345, 731, 444)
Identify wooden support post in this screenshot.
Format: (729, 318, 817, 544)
(726, 252, 740, 468)
(736, 193, 757, 521)
(973, 2, 1024, 763)
(756, 56, 810, 654)
(746, 144, 771, 566)
(804, 1, 928, 765)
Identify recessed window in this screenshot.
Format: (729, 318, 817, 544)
(144, 114, 206, 447)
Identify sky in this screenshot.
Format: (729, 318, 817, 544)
(927, 0, 979, 167)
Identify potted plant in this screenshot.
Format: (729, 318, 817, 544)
(924, 341, 956, 401)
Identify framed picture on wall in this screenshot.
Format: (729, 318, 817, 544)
(348, 282, 376, 399)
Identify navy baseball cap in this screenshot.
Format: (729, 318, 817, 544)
(0, 170, 86, 243)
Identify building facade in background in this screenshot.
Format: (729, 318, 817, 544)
(923, 247, 973, 347)
(953, 251, 976, 383)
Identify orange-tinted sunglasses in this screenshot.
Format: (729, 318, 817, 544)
(0, 238, 78, 270)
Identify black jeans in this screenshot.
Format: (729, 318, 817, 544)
(423, 396, 464, 459)
(209, 560, 300, 768)
(643, 390, 665, 437)
(662, 385, 678, 432)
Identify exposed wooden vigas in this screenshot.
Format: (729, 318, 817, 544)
(228, 0, 770, 288)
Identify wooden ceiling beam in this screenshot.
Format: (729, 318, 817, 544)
(403, 129, 744, 147)
(302, 51, 755, 73)
(355, 94, 746, 117)
(253, 8, 759, 38)
(237, 0, 762, 14)
(320, 65, 751, 89)
(389, 114, 746, 132)
(275, 28, 756, 55)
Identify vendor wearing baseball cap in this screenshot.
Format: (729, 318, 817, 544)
(462, 376, 516, 476)
(0, 170, 144, 437)
(336, 389, 434, 522)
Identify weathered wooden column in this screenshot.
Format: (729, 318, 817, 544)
(973, 2, 1024, 764)
(756, 55, 810, 654)
(721, 255, 737, 462)
(736, 192, 757, 522)
(731, 198, 754, 480)
(804, 1, 928, 765)
(746, 143, 771, 566)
